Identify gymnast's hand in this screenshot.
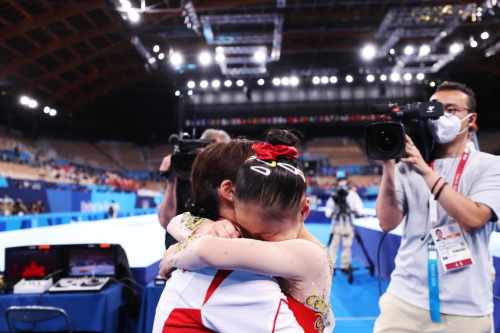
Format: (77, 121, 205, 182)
(193, 219, 240, 239)
(159, 245, 177, 279)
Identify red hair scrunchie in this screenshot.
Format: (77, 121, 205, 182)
(251, 142, 299, 160)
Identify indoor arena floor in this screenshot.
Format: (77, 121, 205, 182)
(0, 216, 385, 333)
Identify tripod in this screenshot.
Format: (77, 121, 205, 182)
(328, 209, 375, 284)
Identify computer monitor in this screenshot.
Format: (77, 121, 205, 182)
(4, 245, 62, 284)
(66, 244, 117, 277)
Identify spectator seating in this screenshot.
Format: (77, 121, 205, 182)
(0, 161, 39, 181)
(96, 142, 151, 171)
(143, 145, 174, 170)
(315, 175, 381, 190)
(43, 139, 119, 171)
(306, 138, 369, 166)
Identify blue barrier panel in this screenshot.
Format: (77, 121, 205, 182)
(0, 208, 158, 233)
(46, 189, 72, 212)
(0, 176, 8, 188)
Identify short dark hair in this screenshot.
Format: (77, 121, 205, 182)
(435, 229, 441, 234)
(234, 127, 306, 221)
(187, 139, 256, 220)
(436, 81, 476, 113)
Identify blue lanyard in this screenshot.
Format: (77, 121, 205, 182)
(428, 243, 440, 323)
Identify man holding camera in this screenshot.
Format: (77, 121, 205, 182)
(158, 129, 231, 249)
(325, 178, 364, 271)
(374, 82, 500, 332)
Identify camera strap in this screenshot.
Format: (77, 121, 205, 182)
(427, 243, 440, 323)
(425, 147, 470, 322)
(428, 147, 470, 227)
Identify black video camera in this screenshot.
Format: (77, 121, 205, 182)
(168, 134, 214, 179)
(364, 101, 444, 161)
(332, 180, 351, 214)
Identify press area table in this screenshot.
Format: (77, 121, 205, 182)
(136, 282, 163, 333)
(0, 284, 124, 333)
(351, 218, 500, 333)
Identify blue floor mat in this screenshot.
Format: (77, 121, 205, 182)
(306, 223, 388, 333)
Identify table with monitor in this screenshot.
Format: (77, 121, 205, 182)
(0, 244, 126, 333)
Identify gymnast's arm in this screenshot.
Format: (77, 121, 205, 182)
(166, 235, 325, 282)
(166, 213, 239, 241)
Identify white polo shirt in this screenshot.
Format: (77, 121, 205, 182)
(388, 149, 500, 316)
(325, 190, 364, 223)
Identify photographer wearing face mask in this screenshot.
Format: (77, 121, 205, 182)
(374, 82, 500, 333)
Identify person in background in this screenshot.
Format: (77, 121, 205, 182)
(108, 200, 119, 219)
(374, 82, 499, 333)
(158, 129, 231, 249)
(12, 199, 27, 216)
(1, 195, 14, 216)
(325, 177, 364, 272)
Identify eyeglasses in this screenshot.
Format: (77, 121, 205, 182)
(444, 105, 471, 117)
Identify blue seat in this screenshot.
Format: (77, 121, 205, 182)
(5, 306, 72, 333)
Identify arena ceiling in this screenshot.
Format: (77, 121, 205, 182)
(0, 0, 499, 141)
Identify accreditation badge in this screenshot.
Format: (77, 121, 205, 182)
(430, 222, 473, 271)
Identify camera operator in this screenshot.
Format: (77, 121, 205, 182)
(158, 129, 231, 249)
(325, 178, 364, 271)
(374, 82, 500, 333)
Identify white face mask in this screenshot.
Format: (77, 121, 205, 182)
(427, 113, 473, 144)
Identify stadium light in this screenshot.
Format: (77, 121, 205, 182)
(390, 73, 400, 82)
(419, 45, 431, 56)
(312, 77, 320, 84)
(153, 45, 160, 53)
(321, 76, 328, 84)
(215, 53, 225, 62)
(236, 80, 244, 87)
(44, 106, 50, 113)
(224, 80, 232, 87)
(212, 80, 220, 88)
(481, 32, 489, 40)
(175, 90, 181, 96)
(158, 53, 164, 60)
(290, 77, 299, 86)
(361, 45, 376, 60)
(127, 9, 140, 22)
(273, 78, 281, 86)
(389, 48, 395, 55)
(416, 73, 425, 80)
(470, 36, 478, 48)
(257, 79, 265, 86)
(430, 81, 436, 87)
(170, 53, 183, 66)
(120, 0, 132, 9)
(281, 77, 290, 86)
(200, 80, 208, 88)
(380, 74, 387, 81)
(49, 109, 57, 116)
(28, 99, 38, 108)
(346, 75, 353, 83)
(199, 52, 211, 66)
(403, 73, 412, 81)
(187, 90, 193, 96)
(450, 43, 463, 54)
(404, 46, 414, 55)
(20, 96, 30, 105)
(187, 81, 195, 89)
(366, 74, 374, 82)
(254, 51, 266, 62)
